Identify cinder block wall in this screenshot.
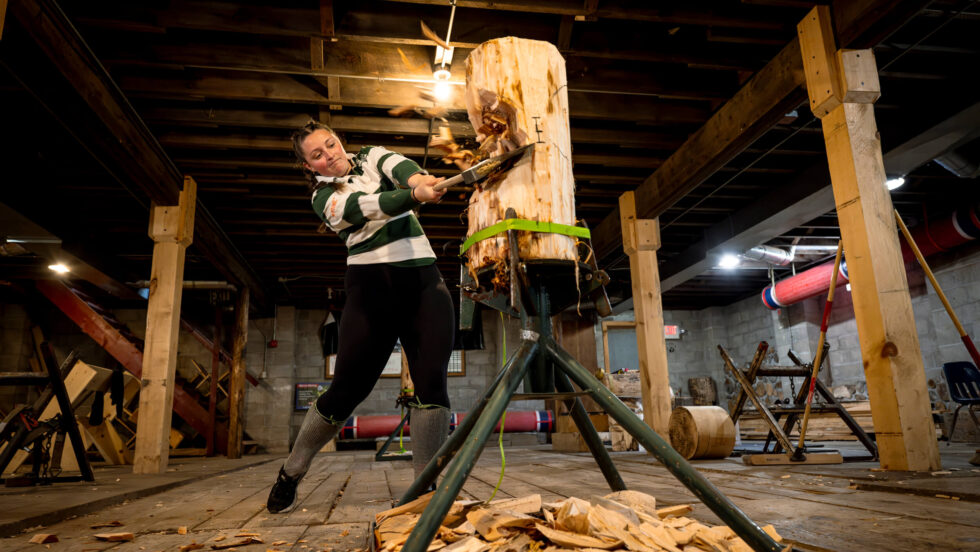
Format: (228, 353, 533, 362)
(599, 247, 980, 427)
(0, 302, 35, 412)
(243, 306, 544, 453)
(1, 247, 975, 451)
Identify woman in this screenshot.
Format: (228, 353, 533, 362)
(267, 121, 456, 513)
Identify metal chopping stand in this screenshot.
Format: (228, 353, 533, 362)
(397, 209, 794, 552)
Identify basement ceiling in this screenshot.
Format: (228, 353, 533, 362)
(1, 0, 978, 312)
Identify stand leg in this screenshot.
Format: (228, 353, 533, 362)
(401, 340, 539, 552)
(546, 337, 789, 552)
(553, 368, 626, 491)
(375, 410, 412, 462)
(398, 351, 515, 505)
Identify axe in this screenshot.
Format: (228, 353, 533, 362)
(433, 144, 534, 191)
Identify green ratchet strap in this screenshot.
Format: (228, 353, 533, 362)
(460, 219, 590, 255)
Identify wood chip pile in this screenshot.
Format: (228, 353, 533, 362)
(374, 490, 785, 552)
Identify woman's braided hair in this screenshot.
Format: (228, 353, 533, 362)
(291, 120, 340, 192)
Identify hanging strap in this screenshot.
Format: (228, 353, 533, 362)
(460, 219, 590, 254)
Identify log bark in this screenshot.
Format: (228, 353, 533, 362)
(463, 37, 576, 273)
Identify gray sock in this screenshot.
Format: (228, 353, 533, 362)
(283, 407, 342, 478)
(410, 407, 450, 478)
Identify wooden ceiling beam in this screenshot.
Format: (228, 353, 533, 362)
(71, 2, 767, 71)
(97, 38, 734, 102)
(6, 0, 269, 308)
(590, 0, 931, 263)
(117, 70, 711, 123)
(382, 0, 792, 30)
(141, 107, 689, 149)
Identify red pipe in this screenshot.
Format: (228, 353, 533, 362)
(762, 204, 980, 309)
(339, 410, 554, 439)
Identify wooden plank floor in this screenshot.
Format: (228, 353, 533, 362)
(1, 443, 978, 551)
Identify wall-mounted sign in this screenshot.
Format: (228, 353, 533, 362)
(664, 325, 682, 340)
(295, 382, 329, 410)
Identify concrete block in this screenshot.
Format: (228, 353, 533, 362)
(831, 362, 864, 385)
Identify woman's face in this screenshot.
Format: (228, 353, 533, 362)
(301, 129, 351, 178)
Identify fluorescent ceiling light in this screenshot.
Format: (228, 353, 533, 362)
(717, 254, 741, 269)
(886, 176, 905, 190)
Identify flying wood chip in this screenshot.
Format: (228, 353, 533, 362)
(419, 20, 450, 50)
(93, 532, 135, 542)
(211, 536, 263, 549)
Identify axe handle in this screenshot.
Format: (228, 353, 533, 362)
(433, 173, 464, 191)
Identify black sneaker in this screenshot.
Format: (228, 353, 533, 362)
(267, 466, 300, 513)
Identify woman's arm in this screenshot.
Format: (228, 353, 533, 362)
(368, 146, 426, 189)
(313, 186, 437, 231)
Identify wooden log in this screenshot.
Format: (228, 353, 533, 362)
(799, 6, 939, 471)
(133, 177, 195, 474)
(226, 286, 249, 459)
(463, 37, 576, 273)
(668, 406, 735, 460)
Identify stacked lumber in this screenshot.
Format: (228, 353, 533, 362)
(374, 490, 784, 552)
(738, 401, 873, 441)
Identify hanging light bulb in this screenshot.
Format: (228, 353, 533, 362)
(433, 80, 452, 102)
(430, 1, 456, 102)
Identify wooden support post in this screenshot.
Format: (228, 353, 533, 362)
(133, 177, 196, 474)
(799, 6, 940, 471)
(227, 287, 249, 459)
(319, 0, 335, 41)
(619, 191, 671, 438)
(206, 305, 221, 456)
(0, 0, 7, 40)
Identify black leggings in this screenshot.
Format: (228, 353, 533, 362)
(315, 263, 455, 421)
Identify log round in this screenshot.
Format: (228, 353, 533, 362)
(668, 406, 735, 460)
(463, 37, 577, 273)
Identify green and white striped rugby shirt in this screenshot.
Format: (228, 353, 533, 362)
(311, 146, 436, 266)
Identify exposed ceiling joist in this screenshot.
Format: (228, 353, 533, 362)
(6, 0, 269, 308)
(590, 0, 932, 264)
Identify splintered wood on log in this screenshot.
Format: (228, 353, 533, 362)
(463, 37, 576, 274)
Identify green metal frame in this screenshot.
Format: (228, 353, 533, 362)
(374, 410, 412, 462)
(397, 300, 791, 552)
(396, 214, 793, 552)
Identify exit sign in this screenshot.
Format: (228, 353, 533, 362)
(664, 325, 681, 340)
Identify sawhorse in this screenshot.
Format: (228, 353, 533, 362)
(0, 348, 94, 484)
(720, 341, 877, 464)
